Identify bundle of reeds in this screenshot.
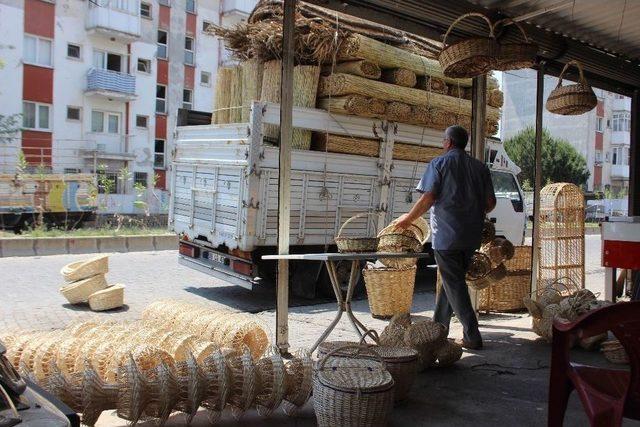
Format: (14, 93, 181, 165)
(229, 66, 243, 123)
(213, 67, 235, 124)
(416, 76, 448, 94)
(241, 59, 264, 122)
(261, 60, 321, 149)
(393, 143, 442, 162)
(385, 101, 412, 122)
(447, 85, 469, 99)
(381, 68, 417, 88)
(318, 73, 501, 122)
(488, 89, 504, 108)
(311, 133, 380, 157)
(321, 60, 381, 80)
(317, 96, 386, 118)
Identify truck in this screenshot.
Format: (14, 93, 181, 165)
(169, 102, 526, 297)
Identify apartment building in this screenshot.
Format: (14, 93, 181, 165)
(501, 69, 631, 194)
(0, 0, 253, 212)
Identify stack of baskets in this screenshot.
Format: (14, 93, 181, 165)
(478, 245, 532, 312)
(59, 255, 125, 311)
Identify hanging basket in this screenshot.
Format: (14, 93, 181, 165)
(335, 212, 379, 253)
(546, 61, 597, 115)
(481, 219, 496, 245)
(493, 19, 538, 71)
(439, 13, 497, 78)
(363, 265, 416, 319)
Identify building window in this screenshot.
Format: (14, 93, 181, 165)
(97, 171, 121, 194)
(108, 114, 120, 134)
(183, 89, 193, 109)
(91, 111, 104, 132)
(156, 85, 167, 113)
(64, 168, 81, 174)
(136, 115, 148, 128)
(154, 139, 165, 168)
(185, 0, 195, 13)
(93, 50, 122, 72)
(184, 36, 195, 65)
(202, 21, 214, 33)
(24, 35, 52, 67)
(605, 151, 610, 163)
(91, 110, 120, 134)
(158, 0, 169, 6)
(67, 43, 81, 60)
(157, 30, 168, 59)
(134, 172, 148, 187)
(23, 102, 51, 130)
(66, 106, 81, 121)
(612, 111, 630, 132)
(140, 2, 151, 18)
(625, 147, 630, 166)
(200, 71, 211, 86)
(595, 117, 604, 133)
(137, 58, 151, 73)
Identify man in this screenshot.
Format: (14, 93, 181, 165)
(395, 125, 496, 350)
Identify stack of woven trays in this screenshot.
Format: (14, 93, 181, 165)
(59, 255, 125, 311)
(477, 244, 531, 312)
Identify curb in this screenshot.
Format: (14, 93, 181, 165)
(0, 234, 178, 257)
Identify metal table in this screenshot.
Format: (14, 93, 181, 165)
(262, 252, 431, 352)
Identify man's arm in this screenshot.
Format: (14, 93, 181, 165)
(395, 191, 436, 230)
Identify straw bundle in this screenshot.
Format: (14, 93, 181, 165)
(213, 67, 234, 124)
(447, 85, 469, 99)
(261, 60, 321, 149)
(241, 59, 263, 122)
(311, 133, 380, 157)
(321, 60, 381, 79)
(229, 66, 243, 123)
(488, 88, 504, 108)
(416, 76, 448, 94)
(381, 68, 417, 88)
(338, 33, 472, 86)
(318, 73, 501, 121)
(385, 101, 412, 122)
(393, 143, 442, 162)
(317, 95, 386, 118)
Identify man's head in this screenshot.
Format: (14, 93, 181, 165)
(443, 125, 469, 151)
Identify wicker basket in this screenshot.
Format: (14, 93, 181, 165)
(435, 339, 463, 367)
(374, 345, 419, 402)
(481, 219, 496, 245)
(504, 246, 532, 272)
(60, 274, 108, 304)
(602, 339, 629, 364)
(61, 255, 109, 282)
(439, 13, 497, 78)
(363, 265, 416, 319)
(88, 284, 125, 311)
(376, 221, 425, 269)
(335, 213, 378, 253)
(466, 252, 492, 289)
(313, 345, 394, 427)
(479, 271, 531, 312)
(493, 18, 538, 71)
(546, 61, 597, 115)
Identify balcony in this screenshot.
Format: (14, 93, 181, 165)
(611, 130, 630, 145)
(80, 135, 136, 162)
(86, 0, 141, 42)
(612, 97, 631, 111)
(86, 68, 136, 101)
(611, 164, 630, 180)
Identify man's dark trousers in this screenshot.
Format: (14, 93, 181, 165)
(433, 249, 482, 345)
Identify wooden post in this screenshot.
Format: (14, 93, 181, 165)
(276, 0, 296, 355)
(469, 74, 487, 312)
(531, 62, 546, 295)
(629, 89, 639, 216)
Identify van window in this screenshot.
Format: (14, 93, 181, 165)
(491, 170, 522, 203)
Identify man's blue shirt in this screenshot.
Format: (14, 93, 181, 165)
(416, 148, 495, 250)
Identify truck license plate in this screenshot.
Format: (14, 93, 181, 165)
(209, 252, 226, 264)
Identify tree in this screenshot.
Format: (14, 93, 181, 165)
(504, 126, 590, 188)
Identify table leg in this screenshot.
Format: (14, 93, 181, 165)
(344, 260, 369, 336)
(309, 261, 345, 353)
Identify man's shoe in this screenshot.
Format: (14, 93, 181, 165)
(454, 339, 483, 350)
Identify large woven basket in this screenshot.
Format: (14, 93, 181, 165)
(88, 284, 125, 311)
(60, 274, 108, 304)
(439, 13, 497, 78)
(335, 213, 378, 253)
(61, 255, 109, 282)
(546, 61, 597, 115)
(479, 271, 531, 312)
(313, 345, 394, 427)
(376, 218, 428, 269)
(493, 18, 538, 71)
(363, 265, 416, 319)
(602, 339, 629, 364)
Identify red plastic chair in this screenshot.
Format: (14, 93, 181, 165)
(548, 301, 640, 426)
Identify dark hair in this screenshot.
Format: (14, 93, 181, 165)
(445, 125, 469, 149)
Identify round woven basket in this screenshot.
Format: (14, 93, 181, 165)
(335, 213, 378, 253)
(377, 218, 429, 269)
(255, 348, 286, 416)
(60, 274, 108, 304)
(313, 345, 394, 427)
(466, 252, 492, 280)
(363, 265, 416, 319)
(602, 339, 629, 364)
(88, 284, 125, 311)
(404, 320, 446, 348)
(492, 18, 538, 71)
(374, 345, 419, 402)
(439, 13, 497, 78)
(435, 339, 463, 367)
(481, 219, 496, 245)
(546, 61, 597, 115)
(61, 255, 109, 282)
(282, 350, 313, 415)
(483, 238, 515, 265)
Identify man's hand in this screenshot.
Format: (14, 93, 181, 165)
(394, 213, 413, 231)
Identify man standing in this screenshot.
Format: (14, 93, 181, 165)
(395, 125, 496, 349)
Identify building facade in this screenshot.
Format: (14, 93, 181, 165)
(0, 0, 253, 212)
(501, 69, 631, 194)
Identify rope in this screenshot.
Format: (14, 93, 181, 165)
(617, 0, 627, 45)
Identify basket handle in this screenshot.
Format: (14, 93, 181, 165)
(337, 212, 378, 239)
(317, 344, 383, 370)
(358, 329, 381, 346)
(493, 18, 531, 43)
(556, 60, 588, 88)
(442, 12, 495, 50)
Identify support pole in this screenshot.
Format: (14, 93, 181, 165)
(629, 89, 639, 216)
(276, 0, 295, 355)
(470, 74, 487, 312)
(531, 62, 546, 295)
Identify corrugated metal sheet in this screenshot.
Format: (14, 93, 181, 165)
(470, 0, 640, 61)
